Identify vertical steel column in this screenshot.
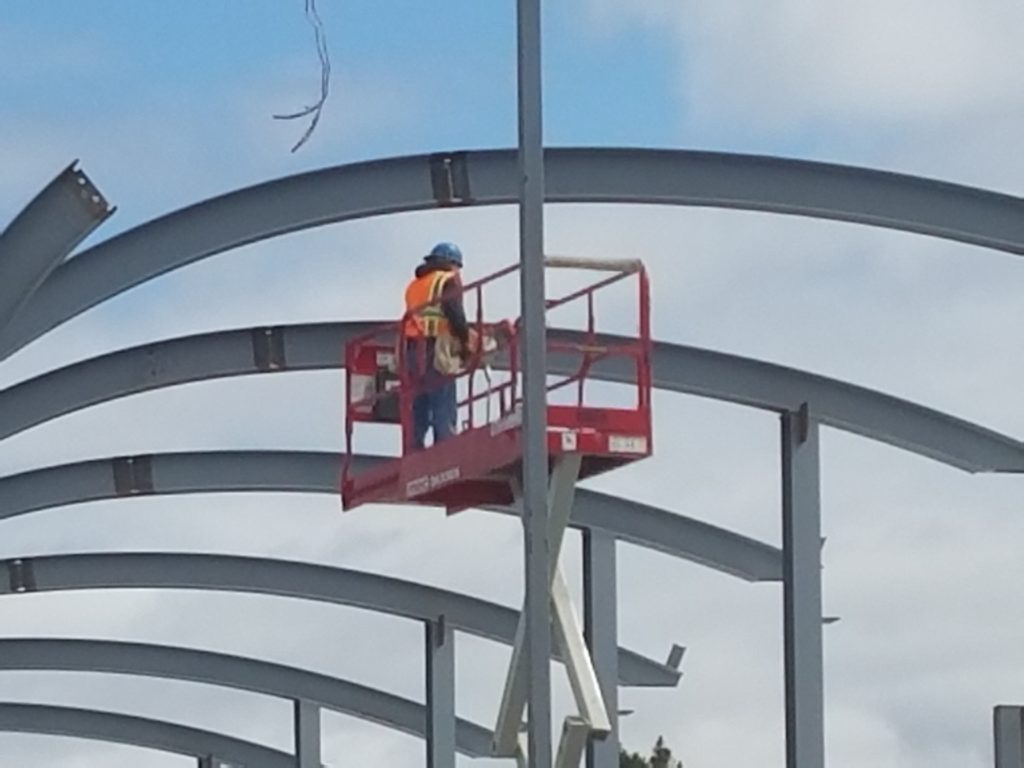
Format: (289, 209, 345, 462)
(293, 699, 321, 768)
(426, 617, 456, 768)
(583, 529, 619, 768)
(781, 406, 825, 768)
(517, 0, 552, 766)
(995, 706, 1024, 768)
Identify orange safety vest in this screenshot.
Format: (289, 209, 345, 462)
(403, 270, 456, 338)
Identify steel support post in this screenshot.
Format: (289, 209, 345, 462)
(995, 706, 1024, 768)
(293, 699, 321, 768)
(426, 617, 456, 768)
(781, 406, 825, 768)
(583, 530, 619, 768)
(516, 0, 551, 766)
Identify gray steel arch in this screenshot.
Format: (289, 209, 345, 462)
(0, 552, 677, 688)
(0, 450, 781, 582)
(4, 147, 1024, 359)
(0, 637, 492, 757)
(2, 321, 1021, 472)
(0, 162, 111, 333)
(0, 701, 295, 767)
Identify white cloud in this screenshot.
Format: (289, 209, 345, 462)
(592, 0, 1024, 193)
(598, 0, 1024, 126)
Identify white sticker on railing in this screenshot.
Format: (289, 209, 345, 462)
(561, 431, 578, 451)
(609, 435, 647, 454)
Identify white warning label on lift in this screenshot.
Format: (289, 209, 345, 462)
(406, 477, 430, 496)
(406, 467, 461, 497)
(609, 435, 648, 454)
(429, 467, 460, 488)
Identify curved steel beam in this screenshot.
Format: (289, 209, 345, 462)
(3, 148, 1024, 358)
(0, 450, 781, 582)
(0, 162, 112, 332)
(2, 321, 1020, 472)
(0, 637, 492, 757)
(0, 701, 295, 767)
(0, 553, 678, 689)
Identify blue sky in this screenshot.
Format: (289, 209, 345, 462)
(3, 1, 680, 182)
(0, 1, 691, 260)
(2, 3, 1024, 767)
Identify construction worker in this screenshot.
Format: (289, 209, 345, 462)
(403, 242, 471, 449)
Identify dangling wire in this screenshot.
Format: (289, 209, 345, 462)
(275, 0, 331, 153)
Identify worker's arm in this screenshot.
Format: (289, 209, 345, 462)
(440, 277, 470, 346)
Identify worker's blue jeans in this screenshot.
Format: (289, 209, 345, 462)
(406, 338, 457, 449)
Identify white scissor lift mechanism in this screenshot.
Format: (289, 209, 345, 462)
(494, 453, 612, 767)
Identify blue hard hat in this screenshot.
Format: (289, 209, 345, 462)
(426, 241, 463, 267)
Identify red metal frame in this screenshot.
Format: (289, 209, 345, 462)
(342, 259, 652, 512)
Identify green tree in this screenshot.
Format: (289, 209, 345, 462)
(619, 736, 683, 768)
(620, 748, 649, 768)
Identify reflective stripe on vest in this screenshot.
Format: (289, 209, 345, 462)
(404, 271, 453, 337)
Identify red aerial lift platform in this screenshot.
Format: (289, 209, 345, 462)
(341, 256, 652, 512)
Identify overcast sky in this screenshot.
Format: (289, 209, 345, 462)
(1, 1, 1024, 766)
